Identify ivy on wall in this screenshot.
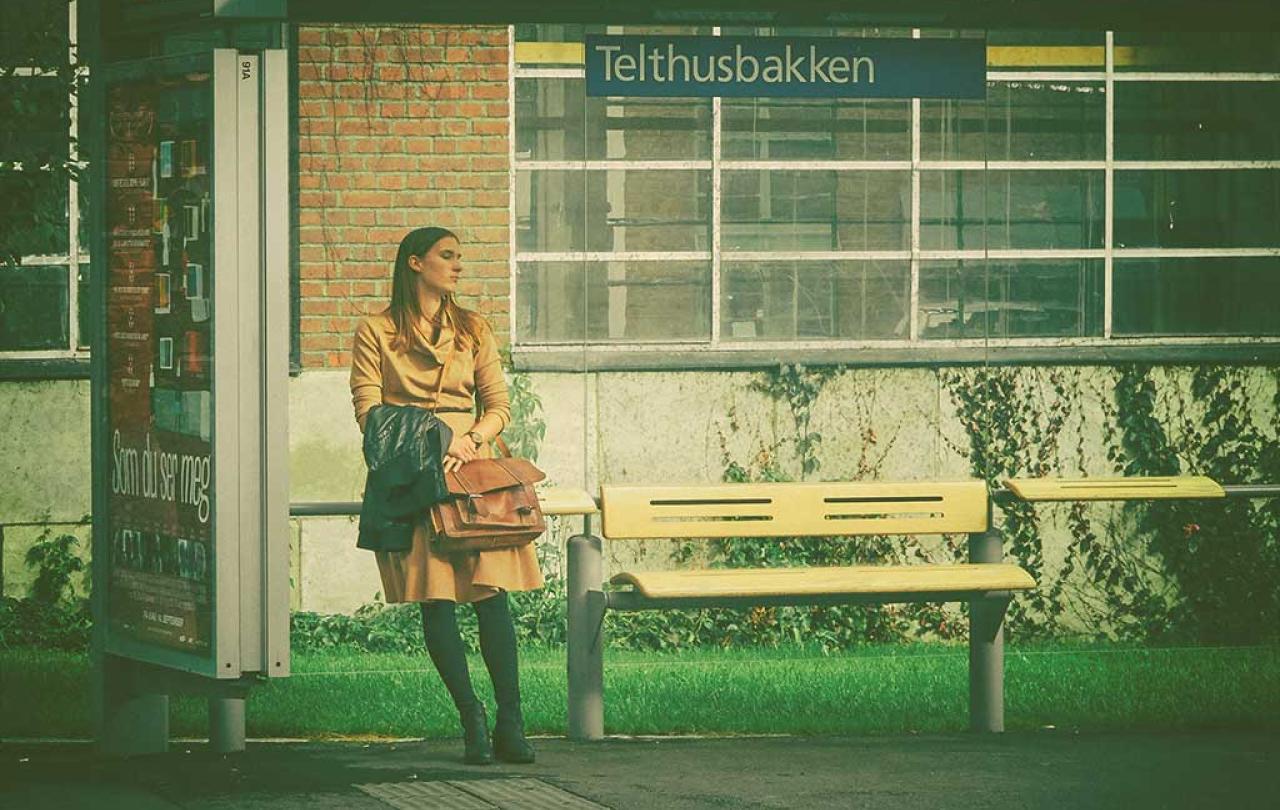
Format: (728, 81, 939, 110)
(943, 363, 1280, 644)
(1111, 365, 1280, 643)
(8, 359, 1278, 652)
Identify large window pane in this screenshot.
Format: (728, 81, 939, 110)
(77, 262, 90, 350)
(918, 259, 1103, 339)
(1114, 257, 1280, 336)
(920, 170, 1103, 250)
(0, 263, 68, 350)
(722, 260, 909, 340)
(0, 77, 68, 162)
(516, 260, 709, 342)
(921, 82, 1104, 161)
(1114, 32, 1280, 72)
(516, 78, 711, 161)
(1115, 83, 1280, 161)
(722, 170, 909, 251)
(0, 0, 67, 65)
(0, 169, 70, 256)
(721, 98, 909, 161)
(517, 169, 711, 252)
(1114, 170, 1280, 248)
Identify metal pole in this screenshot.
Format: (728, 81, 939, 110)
(567, 528, 605, 741)
(209, 697, 247, 753)
(1221, 484, 1280, 499)
(968, 513, 1006, 733)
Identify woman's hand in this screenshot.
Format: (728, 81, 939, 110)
(442, 433, 479, 473)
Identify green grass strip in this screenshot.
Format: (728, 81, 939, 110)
(3, 644, 1278, 739)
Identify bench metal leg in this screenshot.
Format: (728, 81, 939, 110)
(969, 527, 1008, 733)
(969, 594, 1009, 733)
(567, 532, 605, 741)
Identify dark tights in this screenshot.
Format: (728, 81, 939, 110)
(420, 593, 522, 725)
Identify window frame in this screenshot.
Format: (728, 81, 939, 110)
(1, 0, 86, 366)
(508, 26, 1280, 368)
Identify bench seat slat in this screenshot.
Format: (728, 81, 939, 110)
(610, 563, 1035, 600)
(536, 486, 600, 516)
(1003, 476, 1224, 502)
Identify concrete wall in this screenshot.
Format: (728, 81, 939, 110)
(0, 380, 93, 597)
(3, 367, 1276, 624)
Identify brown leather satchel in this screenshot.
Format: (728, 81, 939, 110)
(430, 440, 547, 551)
(424, 323, 547, 552)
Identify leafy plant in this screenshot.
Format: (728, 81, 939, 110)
(499, 346, 547, 462)
(0, 523, 91, 650)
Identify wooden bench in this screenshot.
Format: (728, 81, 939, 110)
(565, 480, 1036, 740)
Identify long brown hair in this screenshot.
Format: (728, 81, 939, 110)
(387, 226, 484, 353)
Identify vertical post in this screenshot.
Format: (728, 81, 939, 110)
(209, 697, 246, 753)
(968, 508, 1006, 733)
(567, 526, 604, 741)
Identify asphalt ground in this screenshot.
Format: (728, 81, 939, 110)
(2, 731, 1276, 809)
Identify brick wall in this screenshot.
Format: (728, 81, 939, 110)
(296, 25, 510, 369)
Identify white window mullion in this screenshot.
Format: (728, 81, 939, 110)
(514, 159, 712, 171)
(1104, 31, 1115, 340)
(989, 71, 1107, 82)
(67, 0, 81, 352)
(517, 251, 711, 262)
(513, 67, 585, 79)
(1113, 72, 1280, 82)
(507, 25, 518, 344)
(711, 93, 722, 346)
(1114, 161, 1280, 170)
(708, 24, 723, 347)
(910, 28, 921, 343)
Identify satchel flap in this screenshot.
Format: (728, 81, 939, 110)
(446, 457, 546, 495)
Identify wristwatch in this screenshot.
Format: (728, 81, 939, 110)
(466, 430, 485, 449)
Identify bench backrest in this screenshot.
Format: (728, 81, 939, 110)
(600, 481, 988, 540)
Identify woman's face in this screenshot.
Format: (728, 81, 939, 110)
(408, 235, 463, 296)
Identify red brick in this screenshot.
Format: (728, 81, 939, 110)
(300, 334, 339, 351)
(333, 101, 373, 117)
(343, 191, 394, 207)
(471, 83, 506, 100)
(404, 190, 444, 207)
(473, 190, 506, 207)
(473, 120, 507, 136)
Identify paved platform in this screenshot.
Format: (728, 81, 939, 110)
(2, 731, 1276, 809)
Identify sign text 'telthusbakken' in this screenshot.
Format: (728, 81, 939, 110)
(585, 36, 986, 99)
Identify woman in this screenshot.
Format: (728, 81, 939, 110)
(349, 226, 542, 765)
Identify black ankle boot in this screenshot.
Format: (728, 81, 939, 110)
(460, 703, 494, 765)
(493, 707, 535, 764)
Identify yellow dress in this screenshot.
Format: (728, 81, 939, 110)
(349, 308, 545, 603)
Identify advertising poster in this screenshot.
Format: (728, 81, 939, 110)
(106, 70, 215, 656)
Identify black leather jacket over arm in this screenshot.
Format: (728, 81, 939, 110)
(357, 404, 453, 552)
